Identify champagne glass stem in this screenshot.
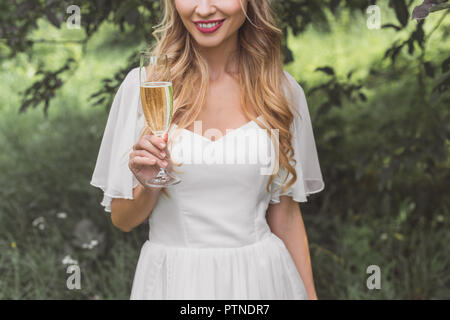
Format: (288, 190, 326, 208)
(144, 131, 181, 187)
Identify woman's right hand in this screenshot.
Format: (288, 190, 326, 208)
(129, 130, 172, 189)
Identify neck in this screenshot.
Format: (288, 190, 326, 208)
(196, 32, 240, 81)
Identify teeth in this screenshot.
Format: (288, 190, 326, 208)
(198, 21, 221, 28)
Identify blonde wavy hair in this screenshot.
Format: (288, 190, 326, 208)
(145, 0, 298, 198)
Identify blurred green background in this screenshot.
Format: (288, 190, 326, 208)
(0, 1, 449, 299)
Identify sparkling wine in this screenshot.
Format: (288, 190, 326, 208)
(140, 81, 173, 136)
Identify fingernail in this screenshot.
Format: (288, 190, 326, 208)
(162, 160, 168, 166)
(160, 143, 166, 148)
(160, 152, 166, 158)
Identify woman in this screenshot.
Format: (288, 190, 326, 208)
(90, 0, 324, 300)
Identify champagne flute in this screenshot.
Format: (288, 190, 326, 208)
(139, 51, 181, 187)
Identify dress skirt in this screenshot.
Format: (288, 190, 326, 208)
(130, 232, 308, 300)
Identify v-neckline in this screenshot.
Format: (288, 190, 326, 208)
(172, 115, 264, 144)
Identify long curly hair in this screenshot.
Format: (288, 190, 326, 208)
(146, 0, 298, 197)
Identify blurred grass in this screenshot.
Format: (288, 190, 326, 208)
(0, 5, 449, 299)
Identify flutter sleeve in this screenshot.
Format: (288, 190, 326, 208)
(90, 67, 146, 212)
(269, 70, 325, 204)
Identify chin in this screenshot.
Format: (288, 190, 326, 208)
(193, 37, 225, 48)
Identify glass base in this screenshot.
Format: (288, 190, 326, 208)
(145, 168, 181, 188)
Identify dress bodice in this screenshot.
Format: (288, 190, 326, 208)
(148, 116, 278, 248)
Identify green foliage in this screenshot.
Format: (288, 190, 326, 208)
(0, 103, 149, 299)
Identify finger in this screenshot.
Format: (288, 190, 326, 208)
(164, 156, 174, 171)
(146, 134, 166, 151)
(131, 150, 160, 164)
(159, 147, 173, 168)
(131, 150, 168, 168)
(136, 137, 167, 160)
(161, 144, 171, 160)
(130, 149, 154, 160)
(132, 156, 157, 167)
(162, 135, 171, 157)
(130, 155, 153, 169)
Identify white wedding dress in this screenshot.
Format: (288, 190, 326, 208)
(90, 67, 325, 300)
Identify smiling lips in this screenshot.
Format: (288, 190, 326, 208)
(194, 19, 225, 33)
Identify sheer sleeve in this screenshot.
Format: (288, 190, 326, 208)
(90, 67, 146, 212)
(269, 70, 325, 204)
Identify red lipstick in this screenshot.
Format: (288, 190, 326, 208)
(193, 19, 225, 34)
